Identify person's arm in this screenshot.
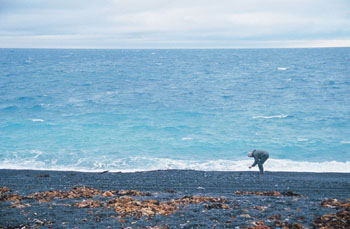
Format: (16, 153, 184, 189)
(248, 150, 258, 169)
(251, 159, 258, 167)
(249, 157, 258, 169)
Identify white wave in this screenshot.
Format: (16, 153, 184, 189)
(277, 67, 288, 70)
(30, 119, 44, 122)
(252, 114, 288, 119)
(1, 156, 350, 173)
(31, 150, 43, 159)
(145, 158, 350, 173)
(340, 141, 350, 144)
(263, 159, 350, 173)
(181, 137, 193, 141)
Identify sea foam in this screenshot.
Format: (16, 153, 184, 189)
(1, 156, 350, 173)
(30, 119, 45, 122)
(252, 114, 288, 119)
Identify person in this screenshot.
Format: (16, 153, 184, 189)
(248, 149, 269, 174)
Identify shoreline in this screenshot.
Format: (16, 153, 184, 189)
(2, 167, 350, 174)
(5, 167, 350, 172)
(1, 169, 350, 228)
(2, 158, 350, 174)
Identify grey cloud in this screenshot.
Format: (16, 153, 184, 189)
(0, 0, 349, 48)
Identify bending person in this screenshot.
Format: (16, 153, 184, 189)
(248, 149, 269, 174)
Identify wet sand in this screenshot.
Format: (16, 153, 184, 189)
(1, 169, 350, 228)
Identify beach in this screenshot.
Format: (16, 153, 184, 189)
(1, 169, 350, 228)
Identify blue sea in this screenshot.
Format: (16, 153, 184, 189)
(0, 48, 349, 172)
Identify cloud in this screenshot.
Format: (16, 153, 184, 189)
(0, 0, 349, 48)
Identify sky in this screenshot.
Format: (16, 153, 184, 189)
(0, 0, 349, 48)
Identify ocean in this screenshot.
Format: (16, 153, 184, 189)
(0, 48, 349, 172)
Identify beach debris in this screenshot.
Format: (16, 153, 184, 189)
(234, 191, 304, 197)
(247, 220, 270, 229)
(110, 197, 177, 217)
(116, 190, 152, 196)
(266, 215, 307, 228)
(314, 198, 350, 228)
(9, 199, 31, 208)
(252, 205, 269, 212)
(1, 185, 336, 228)
(103, 191, 114, 197)
(118, 218, 126, 223)
(35, 174, 50, 178)
(0, 186, 10, 193)
(0, 186, 22, 202)
(74, 194, 232, 218)
(0, 193, 22, 201)
(321, 198, 350, 209)
(33, 218, 45, 225)
(173, 195, 228, 205)
(148, 225, 169, 229)
(239, 214, 252, 218)
(313, 210, 350, 228)
(204, 202, 232, 210)
(75, 199, 104, 208)
(281, 191, 305, 197)
(25, 186, 104, 202)
(267, 215, 282, 221)
(273, 221, 305, 229)
(1, 186, 152, 205)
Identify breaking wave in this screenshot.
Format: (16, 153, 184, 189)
(252, 114, 288, 119)
(30, 119, 45, 122)
(1, 154, 349, 173)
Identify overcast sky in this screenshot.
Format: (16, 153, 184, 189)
(0, 0, 349, 48)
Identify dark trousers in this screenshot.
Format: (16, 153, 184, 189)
(257, 155, 269, 174)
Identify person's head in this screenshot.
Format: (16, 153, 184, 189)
(247, 152, 253, 157)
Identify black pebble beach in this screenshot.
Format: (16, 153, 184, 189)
(1, 169, 350, 228)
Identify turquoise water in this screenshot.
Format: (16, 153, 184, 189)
(0, 48, 349, 172)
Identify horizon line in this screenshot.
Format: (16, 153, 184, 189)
(1, 46, 350, 50)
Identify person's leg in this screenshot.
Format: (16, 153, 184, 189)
(259, 155, 269, 165)
(258, 163, 264, 174)
(258, 155, 269, 174)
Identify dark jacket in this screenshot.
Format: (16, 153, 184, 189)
(251, 149, 269, 167)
